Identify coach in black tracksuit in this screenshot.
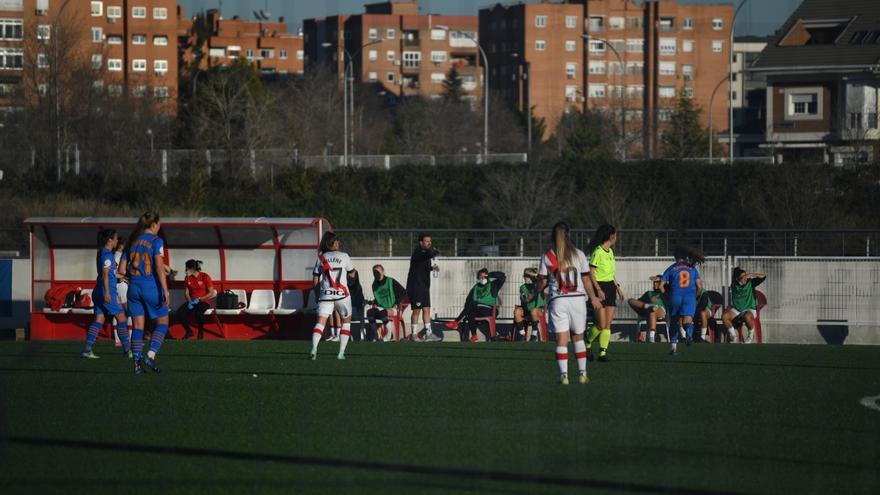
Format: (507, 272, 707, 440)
(407, 233, 440, 341)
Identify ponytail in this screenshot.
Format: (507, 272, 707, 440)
(126, 211, 160, 254)
(551, 222, 577, 270)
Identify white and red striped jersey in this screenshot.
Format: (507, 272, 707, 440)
(538, 248, 590, 300)
(312, 251, 355, 301)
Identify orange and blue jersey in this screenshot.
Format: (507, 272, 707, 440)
(126, 233, 164, 286)
(661, 262, 700, 298)
(95, 247, 118, 290)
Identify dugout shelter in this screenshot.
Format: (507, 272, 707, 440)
(25, 217, 330, 340)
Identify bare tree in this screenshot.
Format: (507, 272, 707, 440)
(480, 159, 575, 228)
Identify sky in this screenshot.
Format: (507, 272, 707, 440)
(178, 0, 803, 37)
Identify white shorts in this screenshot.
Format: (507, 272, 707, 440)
(548, 296, 587, 335)
(729, 308, 757, 319)
(317, 298, 352, 319)
(116, 282, 128, 305)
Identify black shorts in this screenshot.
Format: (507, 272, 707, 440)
(598, 281, 617, 307)
(695, 292, 711, 313)
(407, 285, 431, 309)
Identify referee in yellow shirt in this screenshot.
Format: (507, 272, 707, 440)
(586, 224, 624, 361)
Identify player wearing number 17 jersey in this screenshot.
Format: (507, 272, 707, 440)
(309, 232, 358, 361)
(537, 222, 600, 385)
(659, 246, 704, 355)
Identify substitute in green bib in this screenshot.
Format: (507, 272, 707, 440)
(514, 268, 546, 341)
(627, 276, 667, 343)
(722, 267, 766, 344)
(586, 224, 625, 361)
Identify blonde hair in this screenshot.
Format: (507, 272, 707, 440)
(552, 222, 577, 271)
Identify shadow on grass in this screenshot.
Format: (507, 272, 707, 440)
(0, 435, 749, 495)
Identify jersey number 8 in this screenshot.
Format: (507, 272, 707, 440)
(678, 271, 691, 288)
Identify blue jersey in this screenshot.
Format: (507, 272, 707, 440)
(661, 262, 700, 297)
(126, 233, 164, 286)
(94, 247, 117, 292)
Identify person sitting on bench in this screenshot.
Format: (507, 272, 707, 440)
(176, 260, 217, 340)
(445, 268, 506, 342)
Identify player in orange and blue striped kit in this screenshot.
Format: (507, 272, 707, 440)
(81, 229, 130, 359)
(659, 247, 704, 356)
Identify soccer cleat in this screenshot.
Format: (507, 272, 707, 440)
(468, 334, 479, 343)
(308, 350, 317, 360)
(337, 353, 346, 361)
(142, 356, 161, 374)
(114, 341, 122, 348)
(560, 375, 569, 385)
(123, 349, 133, 358)
(598, 355, 609, 362)
(81, 351, 100, 359)
(578, 373, 589, 385)
(686, 337, 693, 346)
(133, 359, 145, 375)
(409, 332, 423, 342)
(444, 321, 459, 330)
(425, 332, 443, 342)
(670, 350, 678, 356)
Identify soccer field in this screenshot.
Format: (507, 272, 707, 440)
(0, 341, 878, 495)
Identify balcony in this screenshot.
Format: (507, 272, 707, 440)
(402, 31, 419, 48)
(659, 18, 676, 32)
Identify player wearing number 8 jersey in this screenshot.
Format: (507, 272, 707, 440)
(659, 246, 704, 355)
(309, 231, 358, 361)
(537, 222, 601, 385)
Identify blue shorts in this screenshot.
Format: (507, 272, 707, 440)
(667, 294, 696, 318)
(127, 282, 169, 319)
(93, 289, 124, 317)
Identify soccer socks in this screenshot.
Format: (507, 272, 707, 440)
(311, 323, 325, 351)
(598, 329, 611, 357)
(116, 321, 131, 352)
(587, 325, 600, 345)
(649, 329, 656, 343)
(573, 340, 587, 375)
(685, 324, 694, 341)
(131, 328, 145, 360)
(147, 324, 168, 359)
(83, 322, 102, 353)
(555, 346, 569, 378)
(727, 327, 738, 343)
(339, 323, 351, 356)
(670, 324, 680, 344)
(701, 327, 708, 341)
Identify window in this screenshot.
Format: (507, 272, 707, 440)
(732, 91, 737, 101)
(626, 39, 643, 53)
(360, 71, 374, 82)
(208, 47, 225, 57)
(627, 85, 645, 98)
(659, 86, 676, 98)
(403, 51, 421, 68)
(683, 87, 694, 98)
(565, 40, 577, 52)
(386, 50, 395, 61)
(609, 39, 625, 52)
(132, 6, 146, 18)
(154, 86, 169, 99)
(683, 40, 694, 53)
(0, 47, 24, 69)
(132, 34, 146, 44)
(659, 17, 675, 31)
(279, 49, 288, 59)
(431, 73, 445, 83)
(589, 61, 605, 75)
(108, 85, 123, 97)
(386, 28, 395, 39)
(659, 38, 676, 55)
(566, 85, 579, 101)
(91, 27, 102, 43)
(589, 40, 605, 54)
(609, 17, 624, 30)
(387, 72, 395, 83)
(626, 62, 644, 75)
(589, 17, 604, 31)
(37, 24, 50, 41)
(90, 53, 102, 69)
(565, 62, 578, 79)
(589, 84, 606, 98)
(260, 49, 274, 59)
(659, 61, 676, 76)
(92, 80, 103, 91)
(787, 91, 820, 118)
(368, 50, 377, 61)
(90, 1, 102, 16)
(153, 7, 167, 20)
(627, 17, 642, 29)
(132, 59, 147, 72)
(246, 49, 254, 58)
(153, 59, 168, 73)
(712, 40, 724, 53)
(107, 58, 122, 71)
(535, 40, 546, 51)
(107, 35, 122, 44)
(535, 16, 547, 28)
(38, 84, 48, 96)
(132, 85, 147, 97)
(608, 61, 623, 75)
(659, 108, 674, 122)
(565, 16, 578, 29)
(368, 28, 379, 40)
(0, 19, 24, 40)
(683, 17, 694, 30)
(430, 29, 446, 40)
(713, 18, 724, 30)
(107, 6, 122, 18)
(153, 35, 168, 46)
(682, 64, 694, 80)
(431, 51, 447, 63)
(37, 53, 48, 68)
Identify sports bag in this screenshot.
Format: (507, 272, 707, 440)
(217, 290, 239, 310)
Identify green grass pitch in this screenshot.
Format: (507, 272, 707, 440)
(0, 340, 878, 494)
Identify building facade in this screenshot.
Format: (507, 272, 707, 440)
(751, 0, 880, 165)
(304, 1, 482, 102)
(731, 36, 770, 156)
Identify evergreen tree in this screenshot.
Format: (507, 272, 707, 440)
(661, 92, 712, 161)
(442, 65, 465, 102)
(558, 110, 616, 163)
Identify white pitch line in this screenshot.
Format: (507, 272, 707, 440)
(859, 394, 880, 412)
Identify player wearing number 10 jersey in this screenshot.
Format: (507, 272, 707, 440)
(309, 231, 358, 361)
(659, 246, 704, 355)
(538, 222, 600, 385)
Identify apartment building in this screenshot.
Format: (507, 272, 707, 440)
(0, 0, 178, 110)
(751, 0, 880, 165)
(179, 8, 303, 76)
(304, 0, 482, 101)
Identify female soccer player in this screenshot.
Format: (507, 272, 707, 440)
(120, 212, 170, 374)
(537, 222, 600, 385)
(627, 276, 666, 343)
(81, 229, 130, 359)
(310, 232, 358, 360)
(586, 224, 624, 362)
(514, 268, 545, 342)
(722, 268, 766, 343)
(111, 237, 129, 348)
(659, 247, 704, 355)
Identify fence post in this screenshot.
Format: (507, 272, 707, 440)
(161, 150, 168, 186)
(454, 236, 458, 257)
(74, 144, 80, 176)
(388, 236, 393, 257)
(384, 155, 390, 170)
(519, 237, 524, 257)
(249, 149, 257, 179)
(654, 237, 659, 257)
(205, 150, 212, 178)
(793, 235, 798, 257)
(867, 237, 871, 257)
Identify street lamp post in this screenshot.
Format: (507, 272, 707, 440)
(511, 53, 532, 157)
(345, 39, 382, 166)
(584, 35, 626, 162)
(326, 40, 382, 167)
(729, 0, 748, 165)
(53, 0, 74, 180)
(708, 75, 728, 163)
(437, 25, 489, 163)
